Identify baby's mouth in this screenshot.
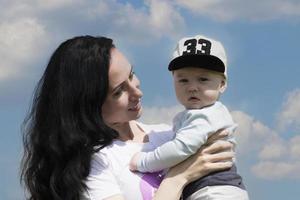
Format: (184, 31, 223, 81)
(188, 96, 200, 101)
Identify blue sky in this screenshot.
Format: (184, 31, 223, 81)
(1, 0, 300, 199)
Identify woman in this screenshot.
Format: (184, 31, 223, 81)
(21, 36, 234, 200)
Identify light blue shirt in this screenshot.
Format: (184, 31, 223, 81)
(136, 101, 237, 172)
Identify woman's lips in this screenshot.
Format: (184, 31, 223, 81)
(129, 101, 141, 111)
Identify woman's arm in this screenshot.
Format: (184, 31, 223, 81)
(104, 130, 233, 200)
(153, 130, 234, 200)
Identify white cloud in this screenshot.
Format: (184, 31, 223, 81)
(33, 0, 78, 10)
(249, 88, 300, 179)
(85, 0, 185, 42)
(249, 93, 300, 180)
(147, 0, 185, 38)
(0, 0, 185, 81)
(232, 109, 300, 179)
(0, 18, 49, 81)
(175, 0, 300, 22)
(0, 0, 81, 20)
(289, 135, 300, 160)
(252, 161, 300, 179)
(231, 110, 275, 155)
(276, 89, 300, 132)
(139, 104, 183, 125)
(258, 141, 287, 160)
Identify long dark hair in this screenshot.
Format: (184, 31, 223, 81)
(21, 36, 118, 200)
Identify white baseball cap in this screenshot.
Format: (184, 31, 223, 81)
(168, 34, 227, 77)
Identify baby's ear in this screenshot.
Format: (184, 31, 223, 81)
(219, 79, 227, 93)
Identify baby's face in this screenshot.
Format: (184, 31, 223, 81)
(173, 67, 226, 109)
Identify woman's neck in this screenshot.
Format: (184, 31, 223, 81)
(111, 121, 148, 143)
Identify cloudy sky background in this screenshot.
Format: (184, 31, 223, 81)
(1, 0, 300, 199)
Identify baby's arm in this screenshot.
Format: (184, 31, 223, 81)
(130, 114, 212, 172)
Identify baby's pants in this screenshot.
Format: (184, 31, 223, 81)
(186, 185, 249, 200)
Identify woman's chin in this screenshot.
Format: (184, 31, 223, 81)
(134, 107, 143, 119)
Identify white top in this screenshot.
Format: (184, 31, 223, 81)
(82, 122, 174, 200)
(136, 101, 237, 172)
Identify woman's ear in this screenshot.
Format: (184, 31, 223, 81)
(219, 79, 227, 94)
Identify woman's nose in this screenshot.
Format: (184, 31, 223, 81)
(129, 82, 143, 101)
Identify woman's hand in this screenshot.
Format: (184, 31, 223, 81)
(169, 129, 234, 184)
(154, 129, 234, 200)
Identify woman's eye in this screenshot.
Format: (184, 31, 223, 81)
(113, 88, 123, 97)
(129, 71, 135, 80)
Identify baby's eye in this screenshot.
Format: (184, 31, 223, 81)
(198, 77, 208, 82)
(178, 79, 188, 83)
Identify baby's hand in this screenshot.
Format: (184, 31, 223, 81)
(129, 152, 141, 171)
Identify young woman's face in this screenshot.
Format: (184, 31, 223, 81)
(173, 67, 226, 109)
(101, 48, 143, 126)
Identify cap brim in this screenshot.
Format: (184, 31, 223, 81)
(168, 54, 225, 72)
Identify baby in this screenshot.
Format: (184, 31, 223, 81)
(131, 34, 249, 200)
